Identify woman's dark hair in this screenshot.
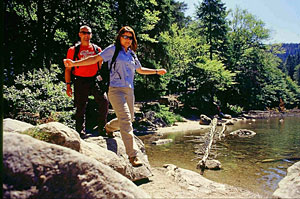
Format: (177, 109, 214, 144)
(115, 26, 137, 52)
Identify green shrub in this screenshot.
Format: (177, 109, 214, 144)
(4, 65, 75, 128)
(144, 103, 183, 126)
(155, 105, 180, 126)
(21, 128, 52, 142)
(140, 102, 183, 126)
(226, 103, 244, 116)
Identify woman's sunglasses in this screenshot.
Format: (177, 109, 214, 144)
(121, 35, 133, 40)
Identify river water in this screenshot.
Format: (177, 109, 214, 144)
(141, 117, 300, 197)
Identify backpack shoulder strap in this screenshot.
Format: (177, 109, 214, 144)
(92, 43, 101, 70)
(73, 42, 81, 61)
(110, 44, 121, 71)
(92, 43, 100, 54)
(130, 50, 138, 60)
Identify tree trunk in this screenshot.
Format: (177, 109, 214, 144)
(36, 0, 45, 67)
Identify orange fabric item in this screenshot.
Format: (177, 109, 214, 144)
(66, 44, 102, 77)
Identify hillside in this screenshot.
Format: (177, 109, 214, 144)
(276, 43, 300, 61)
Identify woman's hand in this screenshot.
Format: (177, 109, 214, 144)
(157, 69, 167, 75)
(63, 59, 74, 68)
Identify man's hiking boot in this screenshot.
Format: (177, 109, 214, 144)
(79, 131, 86, 139)
(97, 127, 114, 138)
(104, 126, 114, 138)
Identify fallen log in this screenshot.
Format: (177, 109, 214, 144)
(196, 118, 218, 174)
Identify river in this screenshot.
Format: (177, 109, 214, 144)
(141, 116, 300, 197)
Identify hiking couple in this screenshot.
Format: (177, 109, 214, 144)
(64, 25, 167, 166)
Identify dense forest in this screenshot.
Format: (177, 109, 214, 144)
(276, 44, 300, 85)
(3, 0, 300, 125)
(276, 44, 300, 61)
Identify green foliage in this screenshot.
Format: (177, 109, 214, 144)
(4, 65, 75, 128)
(195, 59, 235, 92)
(226, 103, 244, 116)
(294, 64, 300, 86)
(159, 24, 196, 73)
(283, 53, 300, 80)
(224, 7, 300, 110)
(159, 23, 207, 94)
(141, 103, 183, 126)
(155, 105, 183, 126)
(185, 59, 235, 114)
(195, 0, 229, 60)
(228, 7, 270, 46)
(276, 43, 300, 62)
(4, 0, 300, 120)
(226, 7, 271, 71)
(21, 128, 52, 142)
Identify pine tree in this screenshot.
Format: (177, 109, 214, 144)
(284, 53, 300, 80)
(294, 64, 300, 86)
(195, 0, 228, 60)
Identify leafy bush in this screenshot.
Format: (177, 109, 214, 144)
(141, 102, 183, 126)
(4, 65, 75, 128)
(226, 103, 244, 116)
(155, 105, 184, 126)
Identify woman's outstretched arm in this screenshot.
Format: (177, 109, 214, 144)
(136, 67, 167, 75)
(63, 54, 103, 68)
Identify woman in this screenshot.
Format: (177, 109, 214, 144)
(64, 26, 167, 167)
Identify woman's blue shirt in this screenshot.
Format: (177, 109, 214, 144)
(99, 45, 141, 88)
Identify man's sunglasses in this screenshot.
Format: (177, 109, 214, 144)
(121, 35, 133, 40)
(80, 31, 92, 35)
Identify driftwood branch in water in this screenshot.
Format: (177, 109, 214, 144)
(217, 123, 226, 140)
(197, 118, 218, 174)
(261, 157, 300, 163)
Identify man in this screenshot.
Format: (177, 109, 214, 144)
(65, 25, 109, 137)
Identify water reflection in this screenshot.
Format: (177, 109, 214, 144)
(142, 117, 300, 197)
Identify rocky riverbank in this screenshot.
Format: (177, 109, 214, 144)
(242, 109, 300, 119)
(3, 118, 299, 198)
(138, 165, 263, 198)
(142, 115, 300, 198)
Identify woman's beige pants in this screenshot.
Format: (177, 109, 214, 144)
(105, 87, 139, 158)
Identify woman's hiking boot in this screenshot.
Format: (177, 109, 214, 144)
(129, 156, 143, 167)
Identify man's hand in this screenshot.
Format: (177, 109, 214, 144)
(66, 84, 72, 97)
(63, 59, 74, 68)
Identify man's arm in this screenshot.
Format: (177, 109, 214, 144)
(65, 67, 72, 97)
(65, 47, 74, 97)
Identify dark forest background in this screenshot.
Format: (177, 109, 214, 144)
(3, 0, 300, 126)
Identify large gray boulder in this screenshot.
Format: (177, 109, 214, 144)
(82, 133, 152, 181)
(273, 161, 300, 198)
(31, 122, 81, 151)
(3, 118, 34, 133)
(3, 133, 150, 199)
(3, 119, 152, 181)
